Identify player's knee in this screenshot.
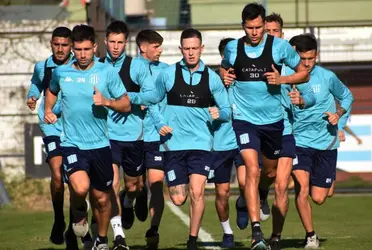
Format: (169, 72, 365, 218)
(72, 184, 89, 197)
(327, 191, 334, 198)
(274, 181, 288, 197)
(296, 185, 310, 200)
(189, 188, 204, 202)
(96, 193, 110, 211)
(216, 187, 230, 200)
(312, 195, 326, 205)
(125, 180, 138, 192)
(170, 195, 187, 206)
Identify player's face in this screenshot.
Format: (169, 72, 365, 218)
(73, 40, 97, 68)
(264, 21, 283, 38)
(51, 36, 72, 63)
(105, 33, 127, 61)
(141, 42, 163, 62)
(299, 49, 318, 73)
(180, 37, 204, 69)
(242, 16, 265, 46)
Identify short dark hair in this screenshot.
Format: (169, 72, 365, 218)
(52, 26, 71, 39)
(71, 25, 95, 43)
(106, 20, 129, 39)
(241, 3, 266, 23)
(265, 13, 283, 28)
(136, 29, 164, 48)
(180, 28, 202, 44)
(218, 38, 234, 55)
(290, 34, 318, 52)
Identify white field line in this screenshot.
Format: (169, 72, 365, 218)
(166, 201, 221, 250)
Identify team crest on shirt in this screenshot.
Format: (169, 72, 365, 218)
(89, 74, 99, 85)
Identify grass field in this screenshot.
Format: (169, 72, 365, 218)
(1, 194, 372, 250)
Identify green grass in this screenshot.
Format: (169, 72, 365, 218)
(1, 195, 372, 249)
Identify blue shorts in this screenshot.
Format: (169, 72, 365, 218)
(110, 140, 144, 177)
(43, 136, 62, 162)
(164, 150, 212, 187)
(280, 135, 296, 158)
(208, 149, 238, 184)
(144, 141, 164, 171)
(233, 119, 283, 159)
(292, 146, 337, 188)
(62, 146, 113, 191)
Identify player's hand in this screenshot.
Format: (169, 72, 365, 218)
(141, 105, 147, 110)
(324, 111, 340, 125)
(338, 130, 345, 142)
(27, 96, 37, 111)
(93, 86, 110, 106)
(223, 68, 236, 87)
(264, 64, 281, 85)
(208, 107, 220, 120)
(288, 85, 302, 105)
(44, 110, 57, 124)
(356, 138, 363, 145)
(159, 126, 172, 136)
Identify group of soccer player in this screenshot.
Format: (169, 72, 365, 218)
(26, 2, 354, 250)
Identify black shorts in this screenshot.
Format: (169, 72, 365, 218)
(110, 140, 145, 177)
(144, 141, 164, 171)
(62, 146, 113, 191)
(233, 119, 284, 159)
(292, 146, 337, 188)
(208, 149, 238, 184)
(43, 136, 62, 162)
(164, 150, 212, 187)
(280, 134, 296, 158)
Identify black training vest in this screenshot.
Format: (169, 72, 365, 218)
(233, 35, 282, 82)
(41, 59, 56, 96)
(167, 63, 213, 108)
(99, 56, 140, 93)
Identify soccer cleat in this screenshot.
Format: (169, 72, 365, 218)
(49, 220, 66, 245)
(304, 234, 320, 249)
(65, 228, 79, 250)
(187, 239, 199, 250)
(113, 235, 130, 250)
(120, 190, 135, 229)
(72, 200, 89, 237)
(269, 237, 281, 250)
(92, 240, 110, 250)
(235, 196, 249, 230)
(260, 199, 271, 222)
(135, 187, 149, 222)
(82, 232, 94, 250)
(221, 233, 235, 248)
(145, 227, 160, 250)
(252, 232, 271, 250)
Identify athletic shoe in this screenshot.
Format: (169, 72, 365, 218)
(72, 200, 89, 237)
(65, 228, 79, 250)
(235, 196, 249, 229)
(304, 234, 320, 249)
(113, 235, 130, 250)
(120, 190, 135, 229)
(269, 237, 281, 250)
(49, 220, 66, 245)
(187, 239, 198, 250)
(92, 240, 110, 250)
(145, 227, 159, 250)
(221, 233, 234, 248)
(260, 199, 270, 222)
(135, 187, 148, 222)
(252, 232, 270, 250)
(82, 232, 94, 250)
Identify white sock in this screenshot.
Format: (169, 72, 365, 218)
(110, 216, 125, 238)
(123, 194, 134, 208)
(237, 195, 246, 208)
(221, 219, 233, 234)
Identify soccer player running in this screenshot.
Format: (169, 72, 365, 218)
(260, 13, 316, 250)
(290, 34, 353, 249)
(135, 29, 168, 249)
(26, 26, 73, 246)
(222, 3, 309, 249)
(100, 21, 159, 247)
(44, 25, 131, 250)
(151, 28, 231, 250)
